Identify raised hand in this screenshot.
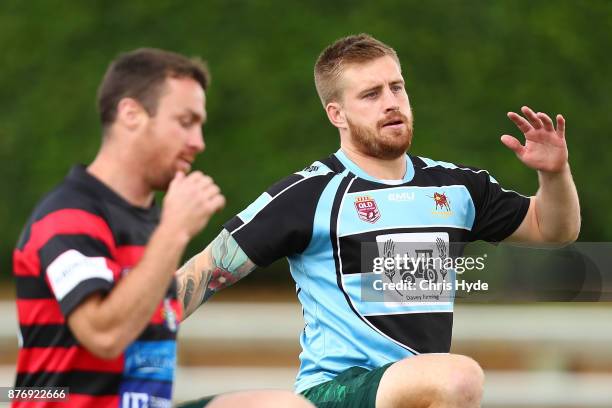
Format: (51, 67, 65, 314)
(501, 106, 568, 173)
(161, 171, 226, 240)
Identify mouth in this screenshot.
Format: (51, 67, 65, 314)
(379, 112, 407, 129)
(381, 118, 405, 130)
(177, 158, 193, 173)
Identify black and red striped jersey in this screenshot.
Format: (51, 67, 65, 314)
(13, 165, 181, 408)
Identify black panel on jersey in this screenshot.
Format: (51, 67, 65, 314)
(38, 234, 113, 272)
(338, 227, 467, 275)
(108, 198, 160, 247)
(138, 325, 178, 342)
(60, 278, 113, 317)
(365, 312, 453, 353)
(223, 217, 244, 234)
(267, 174, 304, 197)
(65, 166, 160, 246)
(349, 178, 396, 192)
(329, 175, 366, 322)
(225, 174, 334, 267)
(19, 322, 180, 347)
(463, 169, 530, 242)
(16, 371, 123, 395)
(411, 156, 530, 242)
(321, 154, 347, 174)
(20, 324, 77, 348)
(16, 276, 53, 299)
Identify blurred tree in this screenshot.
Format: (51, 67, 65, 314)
(1, 0, 610, 286)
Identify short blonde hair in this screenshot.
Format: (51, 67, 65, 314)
(314, 34, 400, 106)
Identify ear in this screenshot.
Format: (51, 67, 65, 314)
(325, 101, 347, 130)
(115, 98, 148, 132)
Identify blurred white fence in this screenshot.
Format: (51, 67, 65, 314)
(0, 302, 611, 407)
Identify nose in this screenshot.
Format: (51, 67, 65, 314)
(189, 128, 205, 153)
(382, 87, 399, 114)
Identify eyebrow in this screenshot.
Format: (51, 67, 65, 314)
(358, 79, 405, 97)
(358, 85, 383, 97)
(182, 109, 205, 124)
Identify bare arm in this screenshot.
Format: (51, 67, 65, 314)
(506, 167, 580, 244)
(502, 106, 580, 244)
(176, 228, 256, 319)
(67, 172, 225, 358)
(67, 223, 191, 359)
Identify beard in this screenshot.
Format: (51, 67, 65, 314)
(347, 111, 413, 160)
(148, 166, 175, 192)
(141, 122, 179, 192)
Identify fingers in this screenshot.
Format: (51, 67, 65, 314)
(168, 171, 206, 192)
(509, 107, 566, 138)
(161, 170, 226, 239)
(184, 171, 212, 186)
(556, 114, 565, 138)
(537, 112, 555, 132)
(507, 112, 532, 134)
(167, 171, 221, 205)
(168, 171, 186, 190)
(186, 172, 225, 213)
(202, 182, 225, 210)
(208, 193, 226, 213)
(521, 106, 543, 129)
(500, 135, 525, 156)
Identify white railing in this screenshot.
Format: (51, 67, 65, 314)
(1, 302, 611, 407)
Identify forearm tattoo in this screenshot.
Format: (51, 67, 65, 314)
(176, 256, 201, 318)
(176, 229, 256, 319)
(208, 229, 255, 290)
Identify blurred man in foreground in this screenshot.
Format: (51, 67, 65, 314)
(176, 34, 580, 407)
(13, 48, 311, 408)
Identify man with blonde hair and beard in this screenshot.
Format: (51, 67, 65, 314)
(176, 34, 580, 407)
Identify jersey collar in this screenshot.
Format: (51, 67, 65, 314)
(67, 165, 159, 217)
(334, 149, 415, 184)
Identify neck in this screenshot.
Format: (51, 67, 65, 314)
(87, 140, 154, 207)
(340, 143, 406, 180)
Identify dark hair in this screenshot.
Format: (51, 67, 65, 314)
(314, 34, 399, 106)
(97, 48, 210, 129)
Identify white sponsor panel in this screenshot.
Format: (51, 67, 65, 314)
(47, 249, 113, 300)
(374, 232, 451, 306)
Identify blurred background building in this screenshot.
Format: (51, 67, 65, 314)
(1, 1, 611, 406)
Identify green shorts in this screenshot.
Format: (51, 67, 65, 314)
(300, 363, 393, 408)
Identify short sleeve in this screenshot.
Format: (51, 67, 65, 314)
(464, 168, 531, 242)
(38, 210, 117, 316)
(224, 173, 332, 267)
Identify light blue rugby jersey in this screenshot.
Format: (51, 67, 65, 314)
(223, 149, 530, 392)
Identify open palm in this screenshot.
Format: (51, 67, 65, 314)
(501, 106, 568, 173)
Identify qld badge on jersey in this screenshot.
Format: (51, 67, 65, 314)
(354, 195, 381, 223)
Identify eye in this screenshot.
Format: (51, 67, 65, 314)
(363, 91, 378, 99)
(391, 84, 404, 92)
(179, 118, 193, 128)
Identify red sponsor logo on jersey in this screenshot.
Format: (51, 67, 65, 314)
(430, 192, 451, 211)
(354, 195, 381, 223)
